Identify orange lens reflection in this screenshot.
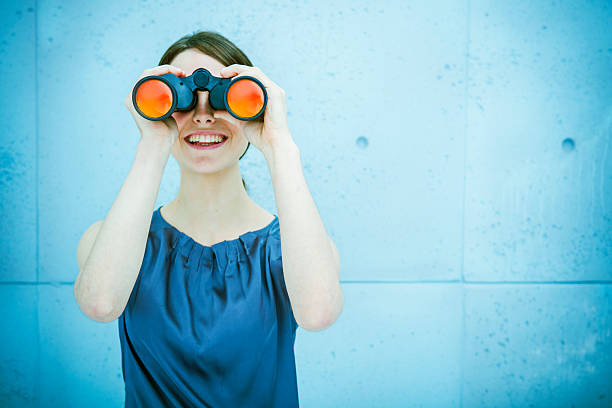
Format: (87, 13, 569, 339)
(227, 79, 265, 118)
(135, 79, 173, 118)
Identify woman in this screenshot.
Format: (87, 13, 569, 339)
(74, 31, 343, 407)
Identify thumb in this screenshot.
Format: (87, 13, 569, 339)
(162, 116, 179, 143)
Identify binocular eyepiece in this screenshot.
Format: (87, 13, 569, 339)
(132, 68, 268, 121)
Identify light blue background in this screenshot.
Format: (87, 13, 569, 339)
(1, 0, 611, 407)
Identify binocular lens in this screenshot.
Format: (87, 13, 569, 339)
(135, 79, 174, 119)
(227, 79, 266, 119)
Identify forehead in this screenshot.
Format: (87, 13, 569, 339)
(170, 49, 225, 77)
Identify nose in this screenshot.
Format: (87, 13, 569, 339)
(191, 90, 216, 124)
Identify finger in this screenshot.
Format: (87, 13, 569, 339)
(151, 64, 186, 75)
(219, 65, 271, 86)
(223, 65, 280, 93)
(130, 65, 186, 110)
(219, 64, 249, 77)
(139, 65, 186, 81)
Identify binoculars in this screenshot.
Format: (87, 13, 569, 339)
(132, 67, 267, 121)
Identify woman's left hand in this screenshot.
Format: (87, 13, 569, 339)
(219, 64, 294, 158)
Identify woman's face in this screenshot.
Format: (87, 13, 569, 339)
(168, 48, 249, 172)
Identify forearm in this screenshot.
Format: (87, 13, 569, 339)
(75, 140, 169, 321)
(265, 139, 343, 328)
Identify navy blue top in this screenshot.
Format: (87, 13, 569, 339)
(118, 205, 299, 407)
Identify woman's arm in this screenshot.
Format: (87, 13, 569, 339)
(265, 139, 344, 332)
(74, 139, 169, 322)
(217, 64, 343, 331)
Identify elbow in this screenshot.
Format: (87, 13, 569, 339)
(91, 305, 120, 323)
(300, 312, 338, 332)
(298, 317, 328, 332)
(305, 319, 332, 332)
(300, 292, 344, 332)
(73, 283, 119, 323)
(78, 301, 118, 323)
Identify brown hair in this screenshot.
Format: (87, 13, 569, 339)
(158, 30, 252, 192)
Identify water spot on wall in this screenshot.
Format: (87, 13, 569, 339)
(356, 136, 368, 149)
(562, 138, 575, 152)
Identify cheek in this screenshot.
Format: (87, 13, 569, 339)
(231, 124, 248, 140)
(231, 131, 249, 151)
(171, 113, 186, 127)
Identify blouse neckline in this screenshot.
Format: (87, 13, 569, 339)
(155, 205, 278, 251)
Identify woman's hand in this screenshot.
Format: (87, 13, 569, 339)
(124, 64, 186, 150)
(218, 65, 295, 158)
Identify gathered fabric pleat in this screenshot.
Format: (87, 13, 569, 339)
(118, 205, 299, 408)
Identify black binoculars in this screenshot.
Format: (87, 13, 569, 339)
(132, 67, 267, 121)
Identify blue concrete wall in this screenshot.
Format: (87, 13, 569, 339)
(1, 0, 610, 406)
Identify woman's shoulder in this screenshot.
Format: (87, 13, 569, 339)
(245, 206, 278, 239)
(256, 209, 277, 229)
(262, 212, 279, 238)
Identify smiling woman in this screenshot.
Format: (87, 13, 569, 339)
(110, 31, 301, 408)
(78, 30, 301, 408)
(158, 31, 255, 187)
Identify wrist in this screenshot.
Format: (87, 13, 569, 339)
(264, 138, 300, 165)
(137, 138, 171, 165)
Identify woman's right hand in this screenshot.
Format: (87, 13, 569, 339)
(124, 64, 186, 149)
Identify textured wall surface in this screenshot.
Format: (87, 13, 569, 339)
(0, 0, 610, 407)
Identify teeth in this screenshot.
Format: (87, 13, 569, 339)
(187, 135, 226, 143)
